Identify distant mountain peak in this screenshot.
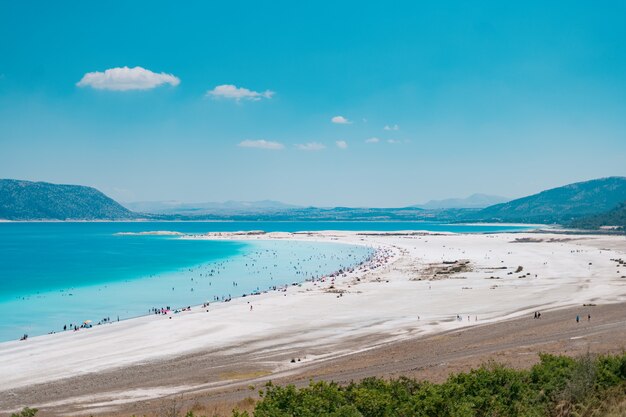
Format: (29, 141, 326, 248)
(415, 193, 510, 209)
(122, 199, 301, 215)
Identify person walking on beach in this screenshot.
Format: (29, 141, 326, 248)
(576, 314, 580, 323)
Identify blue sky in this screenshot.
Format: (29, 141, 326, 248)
(1, 1, 625, 206)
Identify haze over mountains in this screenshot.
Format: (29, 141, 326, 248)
(128, 194, 510, 215)
(415, 194, 509, 210)
(123, 200, 301, 215)
(0, 177, 625, 230)
(127, 194, 508, 214)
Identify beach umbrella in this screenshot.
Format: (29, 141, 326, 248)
(83, 320, 92, 324)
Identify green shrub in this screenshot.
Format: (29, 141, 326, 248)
(11, 408, 38, 417)
(595, 353, 626, 388)
(242, 353, 626, 417)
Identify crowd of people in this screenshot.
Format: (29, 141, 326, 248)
(18, 243, 377, 341)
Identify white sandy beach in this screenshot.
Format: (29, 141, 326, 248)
(1, 231, 625, 402)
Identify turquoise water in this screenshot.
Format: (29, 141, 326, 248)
(0, 221, 534, 342)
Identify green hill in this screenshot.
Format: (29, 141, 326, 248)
(474, 177, 626, 224)
(0, 179, 138, 220)
(571, 202, 626, 231)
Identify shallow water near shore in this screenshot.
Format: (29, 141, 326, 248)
(0, 221, 533, 342)
(0, 239, 371, 341)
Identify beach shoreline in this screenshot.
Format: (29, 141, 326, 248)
(2, 230, 625, 415)
(0, 236, 372, 342)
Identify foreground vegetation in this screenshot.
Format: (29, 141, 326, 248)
(234, 353, 626, 417)
(10, 353, 626, 417)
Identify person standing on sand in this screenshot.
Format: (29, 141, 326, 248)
(588, 314, 591, 321)
(576, 314, 580, 323)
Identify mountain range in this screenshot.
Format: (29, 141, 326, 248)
(0, 179, 137, 220)
(123, 200, 300, 215)
(472, 177, 626, 224)
(127, 194, 508, 214)
(1, 177, 625, 229)
(414, 194, 509, 210)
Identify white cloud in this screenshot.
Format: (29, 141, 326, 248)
(387, 139, 401, 144)
(76, 66, 180, 91)
(384, 124, 399, 131)
(238, 139, 284, 150)
(335, 140, 348, 149)
(365, 137, 380, 143)
(296, 142, 326, 151)
(207, 84, 274, 101)
(331, 115, 351, 124)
